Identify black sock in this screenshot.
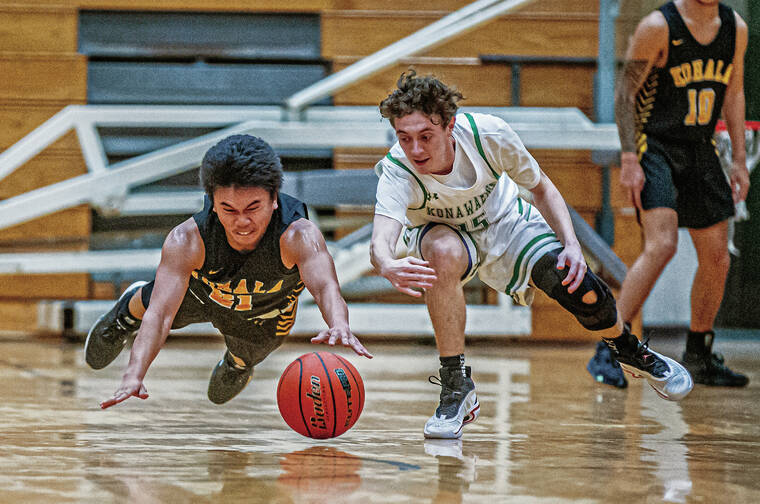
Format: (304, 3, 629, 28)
(116, 289, 142, 328)
(117, 303, 140, 329)
(603, 322, 638, 354)
(440, 354, 465, 370)
(686, 330, 712, 355)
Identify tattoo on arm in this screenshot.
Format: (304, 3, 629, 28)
(615, 59, 649, 153)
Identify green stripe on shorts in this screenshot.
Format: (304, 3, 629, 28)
(505, 233, 560, 294)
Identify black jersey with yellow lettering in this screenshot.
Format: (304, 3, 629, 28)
(637, 1, 735, 143)
(188, 192, 307, 320)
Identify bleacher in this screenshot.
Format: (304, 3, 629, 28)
(0, 0, 641, 340)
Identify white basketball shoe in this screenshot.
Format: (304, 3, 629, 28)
(604, 330, 693, 401)
(424, 366, 480, 439)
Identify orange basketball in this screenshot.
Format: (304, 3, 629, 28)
(277, 351, 365, 439)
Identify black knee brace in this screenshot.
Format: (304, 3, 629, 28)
(531, 249, 618, 331)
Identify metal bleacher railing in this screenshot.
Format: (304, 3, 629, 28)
(0, 0, 624, 337)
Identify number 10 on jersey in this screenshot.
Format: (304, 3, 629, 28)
(684, 88, 715, 126)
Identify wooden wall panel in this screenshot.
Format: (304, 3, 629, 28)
(0, 206, 91, 243)
(25, 0, 331, 12)
(0, 273, 89, 299)
(332, 60, 511, 106)
(0, 5, 78, 53)
(0, 152, 87, 199)
(518, 64, 594, 115)
(0, 106, 79, 151)
(0, 300, 40, 331)
(323, 12, 598, 59)
(330, 0, 599, 14)
(333, 147, 386, 170)
(611, 210, 641, 267)
(540, 163, 602, 211)
(0, 54, 87, 103)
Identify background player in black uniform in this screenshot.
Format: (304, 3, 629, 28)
(610, 0, 749, 386)
(86, 134, 372, 409)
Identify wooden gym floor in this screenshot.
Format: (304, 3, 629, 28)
(1, 333, 759, 503)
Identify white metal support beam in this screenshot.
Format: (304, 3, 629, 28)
(284, 0, 539, 114)
(0, 105, 619, 231)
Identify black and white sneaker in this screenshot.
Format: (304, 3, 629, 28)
(423, 366, 480, 439)
(604, 331, 693, 401)
(84, 281, 147, 370)
(207, 352, 254, 404)
(681, 350, 749, 387)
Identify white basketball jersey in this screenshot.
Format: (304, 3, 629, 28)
(375, 112, 542, 232)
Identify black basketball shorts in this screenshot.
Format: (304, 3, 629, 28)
(140, 280, 297, 367)
(639, 135, 735, 229)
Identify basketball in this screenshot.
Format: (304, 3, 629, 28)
(277, 351, 365, 439)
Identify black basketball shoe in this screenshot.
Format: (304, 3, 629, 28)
(424, 366, 479, 439)
(603, 328, 692, 401)
(587, 341, 628, 388)
(85, 281, 146, 370)
(207, 352, 254, 404)
(681, 332, 748, 387)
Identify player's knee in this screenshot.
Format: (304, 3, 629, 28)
(575, 281, 618, 331)
(646, 233, 678, 263)
(581, 290, 597, 305)
(421, 233, 467, 277)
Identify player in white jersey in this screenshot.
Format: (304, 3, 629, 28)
(371, 72, 693, 439)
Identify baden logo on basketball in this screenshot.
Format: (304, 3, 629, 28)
(307, 375, 327, 430)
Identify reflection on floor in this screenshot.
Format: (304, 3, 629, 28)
(0, 335, 758, 503)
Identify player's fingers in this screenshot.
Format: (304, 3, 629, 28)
(100, 391, 128, 409)
(555, 252, 567, 270)
(328, 330, 340, 346)
(406, 280, 434, 289)
(137, 384, 149, 400)
(400, 271, 437, 282)
(408, 267, 437, 278)
(561, 261, 579, 286)
(407, 257, 431, 266)
(567, 266, 586, 293)
(393, 284, 423, 297)
(632, 189, 643, 210)
(353, 342, 373, 359)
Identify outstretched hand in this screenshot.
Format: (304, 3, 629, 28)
(380, 256, 437, 297)
(556, 244, 587, 294)
(100, 374, 149, 409)
(311, 326, 373, 359)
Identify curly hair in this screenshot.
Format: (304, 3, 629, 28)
(379, 70, 464, 127)
(200, 134, 283, 201)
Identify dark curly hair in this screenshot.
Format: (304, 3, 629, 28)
(379, 70, 464, 127)
(200, 134, 283, 201)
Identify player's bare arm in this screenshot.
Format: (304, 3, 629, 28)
(614, 12, 669, 209)
(100, 219, 205, 409)
(722, 13, 749, 203)
(280, 219, 372, 358)
(370, 214, 437, 297)
(529, 171, 586, 293)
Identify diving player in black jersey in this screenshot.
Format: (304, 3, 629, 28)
(606, 0, 749, 387)
(87, 134, 372, 410)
